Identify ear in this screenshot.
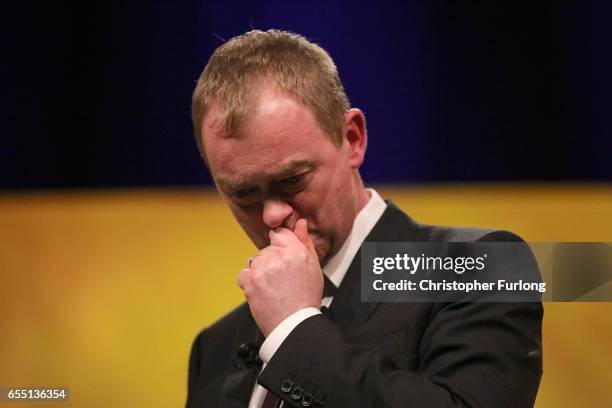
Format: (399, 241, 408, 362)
(343, 108, 367, 169)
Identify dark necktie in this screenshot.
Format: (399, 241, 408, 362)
(323, 274, 336, 297)
(261, 390, 282, 408)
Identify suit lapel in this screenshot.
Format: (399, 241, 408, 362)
(218, 368, 258, 408)
(219, 317, 264, 408)
(328, 251, 373, 330)
(329, 201, 419, 330)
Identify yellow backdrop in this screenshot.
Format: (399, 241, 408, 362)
(1, 184, 611, 407)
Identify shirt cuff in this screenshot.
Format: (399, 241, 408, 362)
(259, 307, 322, 363)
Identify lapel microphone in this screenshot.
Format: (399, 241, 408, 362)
(233, 341, 262, 370)
(233, 307, 331, 370)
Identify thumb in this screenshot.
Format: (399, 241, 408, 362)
(294, 218, 317, 257)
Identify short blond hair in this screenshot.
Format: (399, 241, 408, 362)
(191, 30, 351, 159)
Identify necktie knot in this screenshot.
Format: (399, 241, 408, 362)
(323, 275, 336, 297)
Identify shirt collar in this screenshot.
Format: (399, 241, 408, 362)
(322, 188, 387, 289)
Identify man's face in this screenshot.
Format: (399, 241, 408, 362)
(202, 87, 365, 266)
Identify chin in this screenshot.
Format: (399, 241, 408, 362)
(312, 239, 331, 266)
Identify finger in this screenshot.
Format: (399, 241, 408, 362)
(249, 248, 280, 268)
(293, 218, 317, 257)
(237, 268, 249, 290)
(268, 227, 300, 248)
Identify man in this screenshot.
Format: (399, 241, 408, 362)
(187, 29, 542, 407)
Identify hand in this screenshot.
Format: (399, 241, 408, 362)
(237, 218, 324, 337)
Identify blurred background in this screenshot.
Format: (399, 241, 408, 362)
(1, 1, 611, 407)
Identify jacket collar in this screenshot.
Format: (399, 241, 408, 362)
(219, 314, 263, 407)
(328, 201, 419, 330)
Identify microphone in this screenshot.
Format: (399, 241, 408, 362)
(233, 341, 262, 370)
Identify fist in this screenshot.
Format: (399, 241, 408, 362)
(237, 218, 324, 336)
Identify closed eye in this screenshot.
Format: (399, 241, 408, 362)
(231, 187, 257, 199)
(279, 174, 304, 186)
(277, 172, 311, 194)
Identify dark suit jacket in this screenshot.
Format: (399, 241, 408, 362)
(186, 202, 543, 407)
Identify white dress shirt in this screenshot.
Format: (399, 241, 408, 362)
(248, 189, 387, 407)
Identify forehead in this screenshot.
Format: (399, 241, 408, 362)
(202, 89, 336, 185)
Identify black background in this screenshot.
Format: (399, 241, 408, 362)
(3, 1, 611, 190)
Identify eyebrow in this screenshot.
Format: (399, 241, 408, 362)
(216, 159, 317, 191)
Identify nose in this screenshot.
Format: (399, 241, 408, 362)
(262, 198, 294, 230)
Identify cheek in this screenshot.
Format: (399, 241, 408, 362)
(305, 205, 342, 250)
(314, 178, 356, 244)
(297, 177, 346, 233)
(312, 238, 330, 263)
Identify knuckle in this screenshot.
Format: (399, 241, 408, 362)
(237, 268, 252, 286)
(237, 270, 244, 285)
(250, 269, 266, 287)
